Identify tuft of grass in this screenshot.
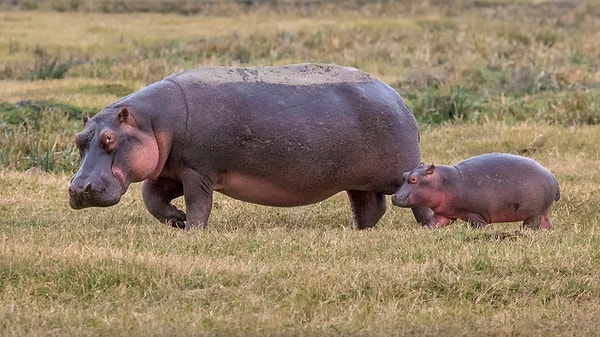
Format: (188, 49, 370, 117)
(0, 101, 84, 172)
(30, 46, 72, 80)
(540, 91, 599, 126)
(407, 85, 480, 125)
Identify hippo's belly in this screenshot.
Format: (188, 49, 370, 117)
(215, 171, 340, 207)
(486, 201, 551, 223)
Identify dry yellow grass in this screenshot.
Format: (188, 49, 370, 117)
(1, 121, 599, 336)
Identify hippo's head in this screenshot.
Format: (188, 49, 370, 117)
(391, 164, 439, 208)
(69, 107, 160, 209)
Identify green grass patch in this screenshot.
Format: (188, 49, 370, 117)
(0, 100, 84, 172)
(0, 100, 85, 124)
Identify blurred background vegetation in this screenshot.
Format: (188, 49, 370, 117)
(0, 0, 598, 172)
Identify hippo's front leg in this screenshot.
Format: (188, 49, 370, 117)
(181, 169, 215, 230)
(142, 178, 186, 228)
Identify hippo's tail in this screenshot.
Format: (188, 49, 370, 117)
(554, 185, 561, 201)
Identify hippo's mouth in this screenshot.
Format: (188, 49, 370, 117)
(69, 188, 123, 210)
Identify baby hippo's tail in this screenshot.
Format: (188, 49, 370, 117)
(554, 185, 561, 201)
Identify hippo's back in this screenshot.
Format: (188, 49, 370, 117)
(166, 63, 375, 87)
(456, 153, 559, 211)
(457, 153, 556, 180)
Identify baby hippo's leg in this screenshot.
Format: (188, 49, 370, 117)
(464, 213, 488, 229)
(433, 214, 455, 228)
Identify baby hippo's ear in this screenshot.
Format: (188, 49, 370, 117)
(425, 164, 435, 175)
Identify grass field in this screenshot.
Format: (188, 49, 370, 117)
(1, 1, 599, 336)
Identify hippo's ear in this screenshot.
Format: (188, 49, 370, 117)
(82, 113, 89, 126)
(117, 108, 140, 129)
(425, 164, 435, 175)
(118, 108, 129, 124)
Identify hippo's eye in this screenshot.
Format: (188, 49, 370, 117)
(408, 176, 418, 184)
(100, 131, 117, 152)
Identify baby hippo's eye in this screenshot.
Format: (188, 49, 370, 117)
(408, 176, 418, 184)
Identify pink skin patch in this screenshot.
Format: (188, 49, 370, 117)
(112, 167, 127, 189)
(433, 214, 454, 227)
(124, 138, 159, 182)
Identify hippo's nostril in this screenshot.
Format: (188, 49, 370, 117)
(84, 184, 92, 193)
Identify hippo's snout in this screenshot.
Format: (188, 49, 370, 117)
(391, 187, 413, 208)
(69, 176, 124, 209)
(391, 193, 407, 207)
(68, 182, 92, 196)
(68, 182, 91, 209)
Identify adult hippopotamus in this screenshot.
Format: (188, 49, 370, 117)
(391, 153, 560, 229)
(69, 63, 432, 229)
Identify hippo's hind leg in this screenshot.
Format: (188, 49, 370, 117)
(142, 178, 186, 228)
(522, 208, 553, 230)
(464, 213, 489, 229)
(347, 190, 386, 229)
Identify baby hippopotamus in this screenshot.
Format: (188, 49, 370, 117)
(391, 153, 560, 229)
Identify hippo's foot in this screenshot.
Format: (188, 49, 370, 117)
(142, 178, 186, 229)
(522, 212, 553, 230)
(164, 208, 186, 229)
(347, 190, 386, 229)
(148, 203, 186, 228)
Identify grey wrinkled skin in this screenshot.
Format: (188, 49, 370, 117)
(392, 153, 560, 229)
(69, 63, 433, 230)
